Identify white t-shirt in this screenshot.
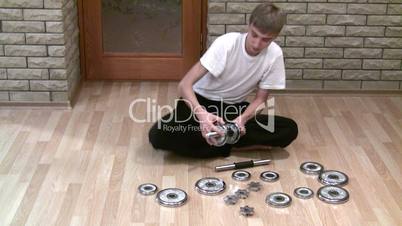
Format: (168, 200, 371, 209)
(193, 32, 285, 104)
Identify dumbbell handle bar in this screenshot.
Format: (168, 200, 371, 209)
(206, 131, 221, 138)
(215, 159, 271, 172)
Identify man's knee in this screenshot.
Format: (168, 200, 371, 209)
(281, 117, 298, 147)
(148, 123, 162, 149)
(288, 118, 298, 138)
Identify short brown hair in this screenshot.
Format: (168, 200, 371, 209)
(249, 3, 286, 34)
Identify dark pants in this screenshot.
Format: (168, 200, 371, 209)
(148, 93, 298, 158)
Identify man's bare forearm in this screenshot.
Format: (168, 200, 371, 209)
(177, 62, 208, 118)
(236, 89, 269, 124)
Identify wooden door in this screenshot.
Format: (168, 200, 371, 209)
(81, 0, 202, 80)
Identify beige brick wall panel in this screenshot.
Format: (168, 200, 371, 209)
(0, 9, 22, 20)
(381, 70, 402, 80)
(2, 21, 45, 33)
(0, 91, 8, 101)
(323, 80, 361, 90)
(0, 0, 43, 8)
(362, 81, 400, 90)
(285, 59, 322, 68)
(0, 69, 5, 79)
(365, 38, 402, 48)
(369, 0, 390, 2)
(0, 80, 28, 91)
(385, 27, 402, 36)
(342, 70, 380, 80)
(346, 26, 385, 37)
(46, 22, 64, 33)
(51, 91, 68, 101)
(208, 25, 225, 35)
(390, 0, 402, 3)
(0, 0, 81, 102)
(208, 14, 245, 24)
(274, 3, 307, 13)
(325, 37, 363, 47)
(28, 57, 65, 69)
(383, 49, 402, 59)
(7, 69, 49, 80)
(208, 3, 225, 13)
(225, 25, 247, 33)
(308, 3, 346, 14)
(26, 34, 65, 45)
(23, 9, 63, 21)
(347, 4, 387, 14)
(287, 14, 326, 25)
(306, 26, 345, 36)
(226, 3, 259, 13)
(275, 36, 285, 46)
(242, 0, 285, 2)
(388, 4, 402, 14)
(10, 91, 50, 101)
(0, 56, 26, 67)
(286, 37, 324, 47)
(305, 48, 343, 58)
(329, 0, 367, 2)
(283, 48, 304, 58)
(44, 0, 64, 9)
(286, 69, 303, 79)
(5, 45, 47, 56)
(344, 48, 382, 58)
(363, 59, 401, 69)
(0, 33, 25, 44)
(303, 69, 341, 79)
(367, 16, 402, 26)
(207, 36, 218, 46)
(48, 46, 65, 56)
(286, 80, 323, 89)
(30, 80, 68, 91)
(327, 15, 366, 25)
(280, 25, 305, 36)
(324, 59, 362, 69)
(49, 69, 67, 80)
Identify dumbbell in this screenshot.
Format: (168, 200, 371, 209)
(206, 122, 241, 146)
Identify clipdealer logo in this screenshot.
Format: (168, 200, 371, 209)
(128, 97, 275, 133)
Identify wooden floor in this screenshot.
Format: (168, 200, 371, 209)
(1, 81, 402, 226)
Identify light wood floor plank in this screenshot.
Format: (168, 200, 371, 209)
(0, 81, 401, 225)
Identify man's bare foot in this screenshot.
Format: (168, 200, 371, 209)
(232, 145, 273, 151)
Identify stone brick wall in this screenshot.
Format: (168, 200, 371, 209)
(0, 0, 80, 103)
(207, 0, 402, 90)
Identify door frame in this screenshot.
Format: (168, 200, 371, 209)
(77, 0, 208, 80)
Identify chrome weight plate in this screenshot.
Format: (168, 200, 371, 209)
(225, 122, 241, 144)
(232, 170, 251, 181)
(156, 188, 188, 207)
(317, 185, 349, 204)
(266, 192, 292, 208)
(260, 171, 279, 182)
(211, 124, 227, 147)
(300, 162, 324, 175)
(138, 183, 158, 195)
(318, 170, 349, 186)
(294, 187, 314, 199)
(195, 177, 226, 195)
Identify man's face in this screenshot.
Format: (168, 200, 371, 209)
(245, 24, 277, 56)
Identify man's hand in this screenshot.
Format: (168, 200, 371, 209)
(197, 110, 225, 146)
(232, 116, 247, 136)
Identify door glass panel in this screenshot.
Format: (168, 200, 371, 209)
(102, 0, 182, 53)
